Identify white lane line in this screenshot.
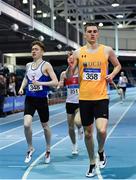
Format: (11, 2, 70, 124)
(107, 100, 135, 139)
(22, 135, 69, 180)
(0, 111, 65, 135)
(22, 100, 133, 180)
(96, 99, 136, 180)
(0, 119, 66, 151)
(8, 166, 26, 168)
(109, 136, 136, 139)
(0, 105, 65, 126)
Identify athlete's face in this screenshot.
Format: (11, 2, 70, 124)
(67, 54, 74, 67)
(31, 44, 44, 61)
(84, 26, 99, 44)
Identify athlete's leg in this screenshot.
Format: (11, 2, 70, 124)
(74, 109, 83, 139)
(37, 98, 51, 163)
(96, 117, 108, 169)
(67, 113, 76, 144)
(41, 122, 51, 152)
(66, 103, 79, 150)
(119, 88, 124, 101)
(96, 118, 108, 153)
(123, 87, 126, 99)
(84, 125, 95, 164)
(24, 114, 34, 151)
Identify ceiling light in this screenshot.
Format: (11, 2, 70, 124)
(43, 13, 48, 18)
(11, 24, 19, 31)
(38, 35, 44, 42)
(53, 16, 56, 20)
(116, 14, 124, 18)
(67, 18, 71, 23)
(36, 10, 42, 14)
(32, 4, 36, 9)
(99, 23, 103, 27)
(111, 0, 119, 7)
(118, 24, 123, 28)
(56, 44, 62, 50)
(22, 0, 28, 4)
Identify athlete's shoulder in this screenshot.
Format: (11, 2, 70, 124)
(103, 45, 113, 55)
(26, 62, 32, 66)
(74, 46, 85, 58)
(104, 45, 112, 51)
(26, 62, 32, 70)
(42, 61, 52, 69)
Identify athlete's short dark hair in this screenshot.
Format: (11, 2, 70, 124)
(84, 22, 99, 32)
(31, 41, 45, 52)
(67, 51, 73, 57)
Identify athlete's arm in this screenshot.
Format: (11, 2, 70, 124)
(18, 63, 29, 95)
(57, 71, 66, 89)
(106, 46, 121, 83)
(18, 77, 28, 95)
(125, 76, 128, 83)
(69, 50, 79, 76)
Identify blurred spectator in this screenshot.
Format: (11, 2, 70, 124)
(0, 74, 7, 117)
(7, 75, 16, 96)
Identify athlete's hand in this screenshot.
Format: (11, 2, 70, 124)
(105, 74, 113, 83)
(18, 88, 24, 95)
(32, 80, 41, 86)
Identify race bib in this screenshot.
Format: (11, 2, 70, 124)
(28, 84, 43, 91)
(67, 87, 79, 95)
(83, 68, 101, 81)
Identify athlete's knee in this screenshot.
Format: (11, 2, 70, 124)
(24, 124, 31, 132)
(84, 127, 93, 139)
(97, 128, 107, 136)
(42, 122, 50, 131)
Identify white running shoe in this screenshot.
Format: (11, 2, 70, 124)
(24, 148, 35, 163)
(86, 164, 96, 177)
(72, 144, 78, 155)
(45, 151, 51, 164)
(98, 151, 107, 169)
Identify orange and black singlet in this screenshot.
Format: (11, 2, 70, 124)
(78, 44, 109, 100)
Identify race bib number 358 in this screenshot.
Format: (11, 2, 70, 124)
(28, 84, 43, 91)
(83, 68, 101, 81)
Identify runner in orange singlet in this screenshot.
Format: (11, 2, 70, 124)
(72, 23, 121, 177)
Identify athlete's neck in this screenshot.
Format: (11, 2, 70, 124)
(33, 58, 43, 64)
(86, 42, 99, 50)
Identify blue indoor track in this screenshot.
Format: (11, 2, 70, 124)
(0, 87, 136, 180)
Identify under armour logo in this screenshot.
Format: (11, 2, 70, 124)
(81, 55, 86, 58)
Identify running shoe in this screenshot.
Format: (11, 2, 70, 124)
(45, 151, 51, 164)
(24, 148, 35, 163)
(72, 144, 78, 155)
(86, 164, 96, 177)
(98, 151, 107, 169)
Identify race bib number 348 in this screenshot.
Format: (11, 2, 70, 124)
(83, 68, 101, 81)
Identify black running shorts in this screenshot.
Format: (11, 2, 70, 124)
(24, 96, 49, 123)
(66, 102, 79, 114)
(79, 99, 109, 126)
